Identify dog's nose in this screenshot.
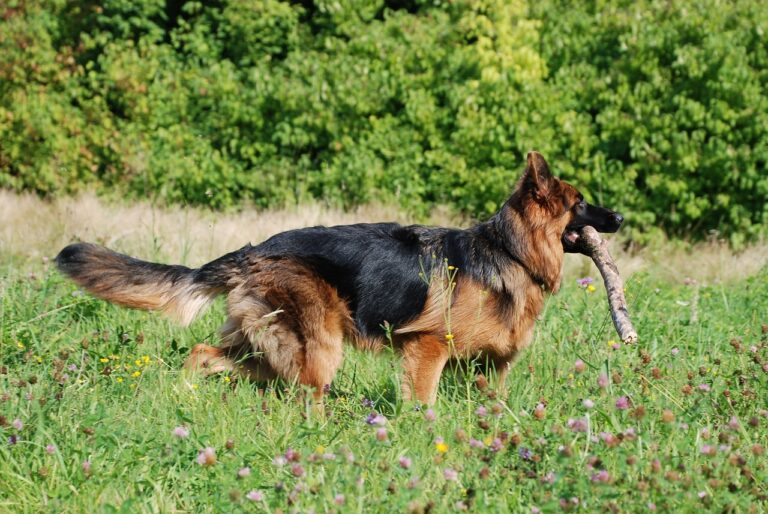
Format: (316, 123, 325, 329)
(612, 213, 624, 226)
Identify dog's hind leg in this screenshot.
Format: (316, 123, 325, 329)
(227, 262, 349, 405)
(183, 317, 278, 381)
(400, 335, 450, 404)
(246, 302, 345, 405)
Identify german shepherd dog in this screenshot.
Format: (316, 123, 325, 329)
(56, 152, 623, 404)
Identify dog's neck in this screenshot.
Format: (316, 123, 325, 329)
(485, 204, 564, 293)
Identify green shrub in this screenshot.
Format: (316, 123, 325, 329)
(532, 0, 768, 244)
(1, 0, 766, 244)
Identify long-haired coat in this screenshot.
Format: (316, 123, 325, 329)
(56, 152, 623, 404)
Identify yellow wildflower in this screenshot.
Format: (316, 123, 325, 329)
(435, 442, 449, 453)
(222, 376, 231, 383)
(16, 342, 25, 349)
(131, 370, 141, 378)
(142, 355, 150, 364)
(587, 284, 596, 293)
(99, 358, 109, 363)
(116, 377, 123, 383)
(135, 359, 142, 367)
(445, 333, 455, 342)
(315, 445, 325, 454)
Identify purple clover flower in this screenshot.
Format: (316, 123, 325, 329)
(365, 412, 387, 426)
(567, 418, 588, 433)
(172, 426, 189, 438)
(246, 490, 264, 502)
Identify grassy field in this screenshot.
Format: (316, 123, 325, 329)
(1, 194, 767, 512)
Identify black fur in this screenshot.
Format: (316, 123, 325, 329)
(252, 223, 433, 337)
(238, 216, 535, 338)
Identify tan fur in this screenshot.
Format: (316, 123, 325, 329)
(184, 258, 349, 403)
(68, 274, 215, 326)
(393, 272, 544, 402)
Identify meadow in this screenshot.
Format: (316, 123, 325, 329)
(1, 194, 767, 513)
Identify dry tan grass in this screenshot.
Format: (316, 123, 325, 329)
(0, 191, 455, 266)
(1, 190, 765, 285)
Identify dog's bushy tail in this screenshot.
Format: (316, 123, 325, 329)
(55, 243, 249, 325)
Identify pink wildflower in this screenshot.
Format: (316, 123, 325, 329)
(172, 426, 189, 438)
(246, 490, 264, 502)
(290, 463, 305, 477)
(196, 447, 217, 466)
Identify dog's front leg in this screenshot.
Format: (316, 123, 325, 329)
(400, 335, 450, 404)
(491, 358, 512, 400)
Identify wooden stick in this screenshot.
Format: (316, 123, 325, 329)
(576, 226, 638, 344)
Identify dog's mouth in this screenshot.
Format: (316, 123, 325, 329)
(562, 228, 583, 252)
(562, 210, 623, 253)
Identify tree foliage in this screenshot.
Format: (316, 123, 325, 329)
(1, 0, 766, 243)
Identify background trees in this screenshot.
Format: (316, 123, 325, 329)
(2, 0, 766, 243)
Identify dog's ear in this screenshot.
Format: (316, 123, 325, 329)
(522, 151, 554, 199)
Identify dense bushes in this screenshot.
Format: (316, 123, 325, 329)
(1, 0, 766, 243)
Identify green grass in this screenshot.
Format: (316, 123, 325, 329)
(1, 262, 767, 513)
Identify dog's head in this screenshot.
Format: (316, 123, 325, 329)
(516, 151, 623, 253)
